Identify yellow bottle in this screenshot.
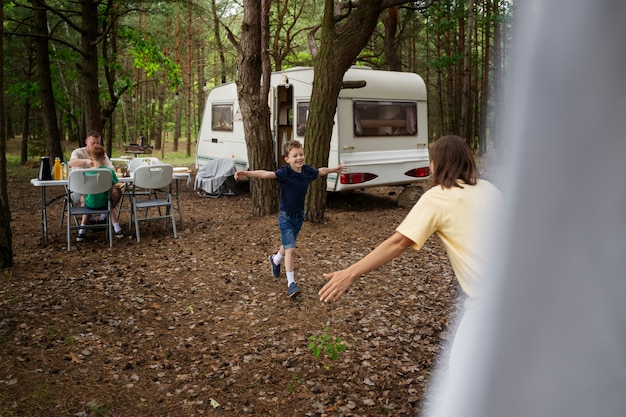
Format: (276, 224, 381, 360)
(53, 157, 62, 180)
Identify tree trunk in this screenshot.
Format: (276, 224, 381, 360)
(21, 100, 30, 165)
(173, 15, 181, 152)
(305, 0, 386, 223)
(186, 0, 193, 157)
(459, 0, 476, 143)
(31, 0, 63, 160)
(238, 0, 277, 216)
(210, 0, 228, 84)
(155, 86, 165, 150)
(81, 0, 102, 132)
(0, 0, 13, 268)
(382, 6, 402, 71)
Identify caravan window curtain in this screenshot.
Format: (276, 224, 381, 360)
(296, 102, 310, 137)
(353, 101, 417, 137)
(212, 104, 234, 132)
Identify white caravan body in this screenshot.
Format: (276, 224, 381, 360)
(196, 66, 429, 191)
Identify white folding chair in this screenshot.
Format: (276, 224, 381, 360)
(128, 158, 149, 173)
(130, 164, 177, 242)
(66, 169, 113, 251)
(140, 157, 161, 165)
(118, 158, 150, 223)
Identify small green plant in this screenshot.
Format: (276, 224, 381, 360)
(46, 327, 60, 341)
(287, 375, 302, 392)
(308, 327, 346, 362)
(87, 401, 109, 416)
(31, 383, 50, 400)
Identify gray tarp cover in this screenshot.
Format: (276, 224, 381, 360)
(194, 158, 236, 195)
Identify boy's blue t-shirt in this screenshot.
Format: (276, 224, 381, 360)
(275, 164, 319, 213)
(85, 165, 119, 209)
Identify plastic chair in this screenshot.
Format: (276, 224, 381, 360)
(130, 164, 177, 242)
(66, 169, 113, 251)
(118, 158, 150, 223)
(128, 158, 149, 173)
(140, 157, 161, 165)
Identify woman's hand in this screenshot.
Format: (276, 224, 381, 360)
(319, 269, 358, 303)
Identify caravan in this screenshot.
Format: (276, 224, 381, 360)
(196, 66, 429, 192)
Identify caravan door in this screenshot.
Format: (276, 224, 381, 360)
(275, 85, 293, 167)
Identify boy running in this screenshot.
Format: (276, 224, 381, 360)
(235, 140, 345, 297)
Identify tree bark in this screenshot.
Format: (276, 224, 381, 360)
(30, 0, 63, 160)
(305, 0, 388, 223)
(80, 0, 102, 133)
(238, 0, 277, 216)
(0, 0, 14, 267)
(382, 6, 402, 71)
(210, 0, 228, 84)
(459, 0, 476, 144)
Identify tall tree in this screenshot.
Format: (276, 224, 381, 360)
(235, 0, 277, 215)
(269, 0, 309, 70)
(30, 0, 63, 159)
(459, 0, 476, 142)
(210, 0, 228, 84)
(79, 0, 101, 132)
(305, 0, 418, 222)
(382, 6, 402, 70)
(0, 0, 14, 267)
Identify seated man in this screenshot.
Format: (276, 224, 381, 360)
(68, 130, 122, 221)
(76, 145, 124, 241)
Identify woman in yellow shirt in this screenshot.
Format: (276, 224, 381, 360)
(319, 135, 502, 372)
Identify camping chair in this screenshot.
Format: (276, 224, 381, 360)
(194, 158, 237, 198)
(66, 168, 113, 251)
(117, 158, 150, 224)
(130, 164, 177, 243)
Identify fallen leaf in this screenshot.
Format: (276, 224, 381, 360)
(69, 352, 82, 364)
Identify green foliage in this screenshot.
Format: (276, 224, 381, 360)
(136, 149, 196, 167)
(429, 53, 464, 70)
(31, 383, 50, 400)
(287, 375, 302, 393)
(87, 401, 109, 416)
(308, 327, 346, 362)
(117, 27, 182, 89)
(284, 51, 314, 68)
(6, 81, 40, 106)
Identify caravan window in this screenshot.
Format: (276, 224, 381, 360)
(212, 104, 234, 131)
(353, 101, 417, 137)
(296, 102, 310, 137)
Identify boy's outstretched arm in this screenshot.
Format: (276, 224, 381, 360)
(318, 164, 346, 177)
(235, 170, 276, 180)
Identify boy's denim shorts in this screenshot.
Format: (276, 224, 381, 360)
(278, 210, 305, 249)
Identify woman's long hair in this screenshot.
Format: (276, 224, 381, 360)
(430, 135, 478, 188)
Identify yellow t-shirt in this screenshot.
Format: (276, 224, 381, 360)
(396, 179, 502, 297)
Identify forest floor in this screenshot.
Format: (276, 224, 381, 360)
(0, 141, 498, 417)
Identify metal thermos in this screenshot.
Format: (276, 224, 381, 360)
(39, 157, 52, 181)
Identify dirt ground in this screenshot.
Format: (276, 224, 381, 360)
(0, 156, 474, 416)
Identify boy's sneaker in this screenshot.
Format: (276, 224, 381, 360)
(287, 282, 301, 298)
(269, 255, 281, 278)
(114, 230, 124, 239)
(76, 233, 86, 242)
